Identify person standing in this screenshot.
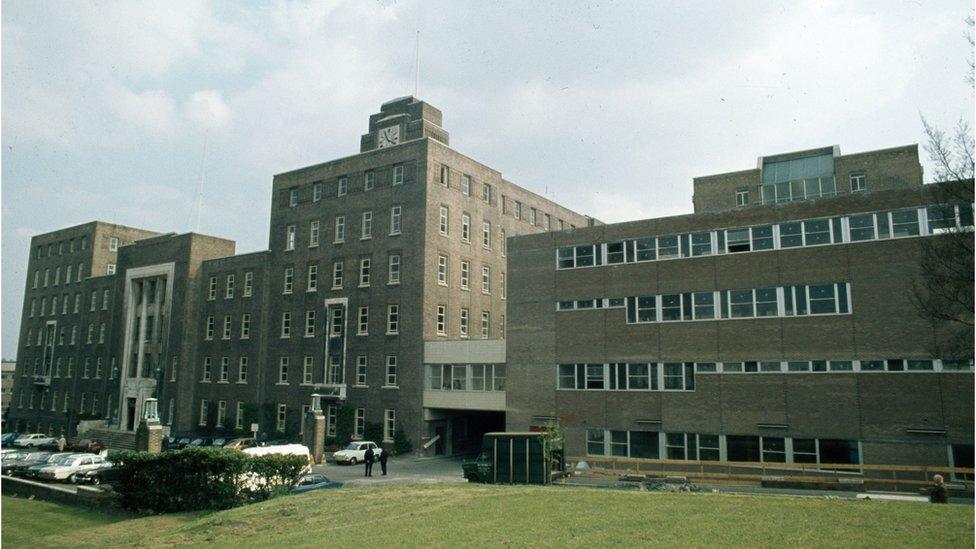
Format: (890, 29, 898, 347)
(379, 447, 388, 476)
(364, 446, 374, 477)
(57, 434, 66, 452)
(929, 474, 949, 504)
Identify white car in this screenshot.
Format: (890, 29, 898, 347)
(37, 454, 107, 481)
(13, 434, 56, 448)
(332, 441, 382, 465)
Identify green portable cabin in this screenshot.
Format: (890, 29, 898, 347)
(485, 432, 551, 485)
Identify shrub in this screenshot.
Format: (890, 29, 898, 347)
(392, 425, 412, 455)
(113, 447, 308, 514)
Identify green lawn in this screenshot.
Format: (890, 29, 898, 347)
(3, 484, 972, 547)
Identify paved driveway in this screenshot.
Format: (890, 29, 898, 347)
(312, 455, 468, 486)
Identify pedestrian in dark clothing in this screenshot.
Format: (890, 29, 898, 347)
(929, 474, 949, 503)
(364, 447, 374, 477)
(379, 448, 388, 476)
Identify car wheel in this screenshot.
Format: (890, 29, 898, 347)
(349, 457, 357, 465)
(91, 476, 101, 485)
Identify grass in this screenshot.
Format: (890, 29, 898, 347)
(2, 484, 973, 548)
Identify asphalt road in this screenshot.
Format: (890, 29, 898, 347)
(312, 455, 468, 486)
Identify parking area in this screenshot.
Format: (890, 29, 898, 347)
(313, 455, 467, 485)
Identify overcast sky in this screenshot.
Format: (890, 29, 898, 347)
(2, 0, 973, 357)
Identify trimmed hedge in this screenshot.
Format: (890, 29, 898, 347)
(112, 447, 308, 513)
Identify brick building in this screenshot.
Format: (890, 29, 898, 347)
(6, 97, 592, 451)
(505, 144, 974, 471)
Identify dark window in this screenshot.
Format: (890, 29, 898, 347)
(727, 435, 761, 462)
(818, 439, 860, 466)
(630, 431, 659, 459)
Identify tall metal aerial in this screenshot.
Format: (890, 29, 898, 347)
(414, 30, 421, 98)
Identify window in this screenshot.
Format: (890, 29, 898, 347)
(334, 215, 346, 242)
(735, 189, 749, 207)
(387, 305, 399, 334)
(327, 406, 337, 437)
(276, 404, 287, 432)
(278, 357, 289, 384)
(514, 201, 522, 220)
(891, 209, 920, 237)
(436, 305, 446, 335)
(587, 429, 605, 455)
(66, 265, 73, 283)
(208, 277, 217, 300)
(289, 188, 299, 207)
(482, 221, 491, 249)
(361, 211, 372, 239)
(327, 355, 343, 385)
(337, 177, 347, 196)
(460, 174, 471, 195)
(199, 400, 209, 426)
(238, 356, 248, 383)
(437, 255, 448, 285)
(461, 213, 471, 242)
(384, 409, 396, 442)
(481, 311, 490, 338)
(388, 254, 401, 285)
(440, 165, 450, 186)
(850, 173, 866, 192)
(385, 356, 398, 386)
(205, 316, 215, 340)
(354, 408, 365, 439)
(280, 312, 291, 338)
(303, 356, 314, 384)
(809, 284, 838, 314)
(364, 170, 374, 191)
(310, 221, 320, 247)
(222, 316, 232, 339)
(54, 266, 60, 285)
(77, 263, 83, 282)
(330, 308, 343, 337)
(356, 356, 367, 386)
(313, 182, 323, 201)
(202, 357, 212, 382)
(483, 183, 492, 204)
(482, 266, 491, 294)
(439, 206, 449, 235)
(235, 401, 244, 429)
(283, 267, 294, 294)
(243, 272, 253, 297)
(224, 274, 235, 299)
(305, 310, 316, 337)
(307, 264, 318, 292)
(691, 232, 712, 256)
(530, 208, 537, 226)
(453, 308, 469, 340)
(285, 224, 296, 250)
(390, 206, 402, 235)
(332, 261, 343, 289)
(220, 357, 229, 382)
(359, 257, 371, 287)
(358, 306, 369, 335)
(460, 260, 470, 290)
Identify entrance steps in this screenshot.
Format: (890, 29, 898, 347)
(84, 428, 137, 451)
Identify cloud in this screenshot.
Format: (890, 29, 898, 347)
(112, 88, 178, 136)
(185, 90, 233, 129)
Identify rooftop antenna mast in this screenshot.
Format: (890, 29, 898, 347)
(194, 129, 210, 233)
(414, 30, 420, 98)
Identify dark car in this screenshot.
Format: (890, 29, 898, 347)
(1, 432, 20, 446)
(70, 464, 119, 486)
(2, 451, 53, 476)
(188, 437, 213, 448)
(290, 473, 343, 494)
(67, 439, 106, 454)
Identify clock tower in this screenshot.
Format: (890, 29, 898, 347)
(360, 96, 450, 153)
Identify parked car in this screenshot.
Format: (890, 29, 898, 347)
(188, 437, 213, 448)
(1, 451, 51, 475)
(70, 463, 119, 486)
(67, 439, 106, 453)
(211, 438, 227, 447)
(290, 473, 342, 494)
(1, 448, 23, 460)
(243, 444, 313, 468)
(331, 441, 381, 465)
(224, 438, 257, 451)
(38, 454, 108, 481)
(22, 452, 75, 479)
(13, 434, 57, 448)
(1, 432, 20, 446)
(165, 436, 192, 450)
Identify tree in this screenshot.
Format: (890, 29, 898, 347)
(912, 14, 975, 358)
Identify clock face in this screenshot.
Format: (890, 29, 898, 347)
(377, 126, 400, 148)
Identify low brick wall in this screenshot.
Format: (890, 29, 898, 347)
(1, 476, 117, 509)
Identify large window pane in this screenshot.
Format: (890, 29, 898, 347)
(575, 245, 595, 267)
(762, 437, 786, 462)
(727, 435, 761, 462)
(752, 225, 774, 250)
(779, 222, 803, 248)
(818, 439, 860, 466)
(663, 363, 684, 390)
(730, 289, 755, 318)
(661, 294, 681, 321)
(803, 219, 831, 245)
(691, 232, 712, 256)
(606, 242, 625, 264)
(849, 213, 875, 241)
(755, 288, 778, 317)
(630, 431, 659, 459)
(657, 235, 679, 259)
(698, 435, 721, 461)
(665, 433, 686, 459)
(627, 363, 650, 390)
(727, 228, 750, 253)
(637, 297, 656, 322)
(891, 210, 920, 237)
(693, 292, 715, 319)
(585, 364, 604, 389)
(635, 237, 656, 261)
(809, 284, 837, 314)
(610, 431, 629, 457)
(586, 429, 605, 456)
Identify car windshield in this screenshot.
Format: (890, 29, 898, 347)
(47, 454, 73, 465)
(344, 443, 360, 451)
